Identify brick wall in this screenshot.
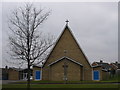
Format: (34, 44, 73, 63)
(8, 69, 19, 80)
(33, 66, 41, 80)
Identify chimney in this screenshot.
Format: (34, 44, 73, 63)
(100, 60, 103, 63)
(5, 66, 8, 69)
(115, 61, 118, 65)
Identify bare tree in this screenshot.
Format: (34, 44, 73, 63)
(8, 3, 54, 89)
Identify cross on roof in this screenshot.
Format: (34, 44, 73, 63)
(65, 20, 69, 25)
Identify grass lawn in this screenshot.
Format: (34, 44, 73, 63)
(13, 75, 120, 84)
(2, 84, 119, 88)
(11, 76, 120, 84)
(2, 75, 120, 89)
(14, 79, 119, 84)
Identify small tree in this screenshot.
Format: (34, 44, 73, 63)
(8, 3, 54, 89)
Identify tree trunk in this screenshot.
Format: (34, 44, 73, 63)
(27, 61, 30, 90)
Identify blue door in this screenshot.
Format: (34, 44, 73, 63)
(93, 71, 99, 80)
(35, 71, 41, 80)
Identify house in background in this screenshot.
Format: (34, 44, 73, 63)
(1, 66, 9, 80)
(1, 65, 40, 81)
(92, 60, 120, 80)
(8, 67, 20, 80)
(19, 68, 33, 80)
(1, 66, 20, 80)
(110, 62, 120, 76)
(92, 60, 112, 80)
(92, 60, 112, 71)
(1, 66, 33, 80)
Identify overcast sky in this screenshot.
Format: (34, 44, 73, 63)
(1, 2, 118, 68)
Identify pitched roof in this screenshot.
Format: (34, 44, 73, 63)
(33, 65, 42, 68)
(9, 67, 23, 71)
(42, 23, 91, 67)
(111, 62, 120, 69)
(48, 56, 83, 66)
(95, 62, 112, 71)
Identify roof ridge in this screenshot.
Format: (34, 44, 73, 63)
(42, 22, 91, 67)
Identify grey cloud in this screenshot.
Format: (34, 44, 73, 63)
(1, 2, 118, 67)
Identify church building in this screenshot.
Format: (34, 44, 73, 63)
(33, 21, 110, 81)
(42, 21, 92, 81)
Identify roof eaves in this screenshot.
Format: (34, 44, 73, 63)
(92, 65, 101, 68)
(48, 56, 83, 67)
(48, 56, 65, 66)
(66, 57, 83, 66)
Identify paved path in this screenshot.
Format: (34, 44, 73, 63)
(1, 80, 120, 85)
(2, 80, 26, 84)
